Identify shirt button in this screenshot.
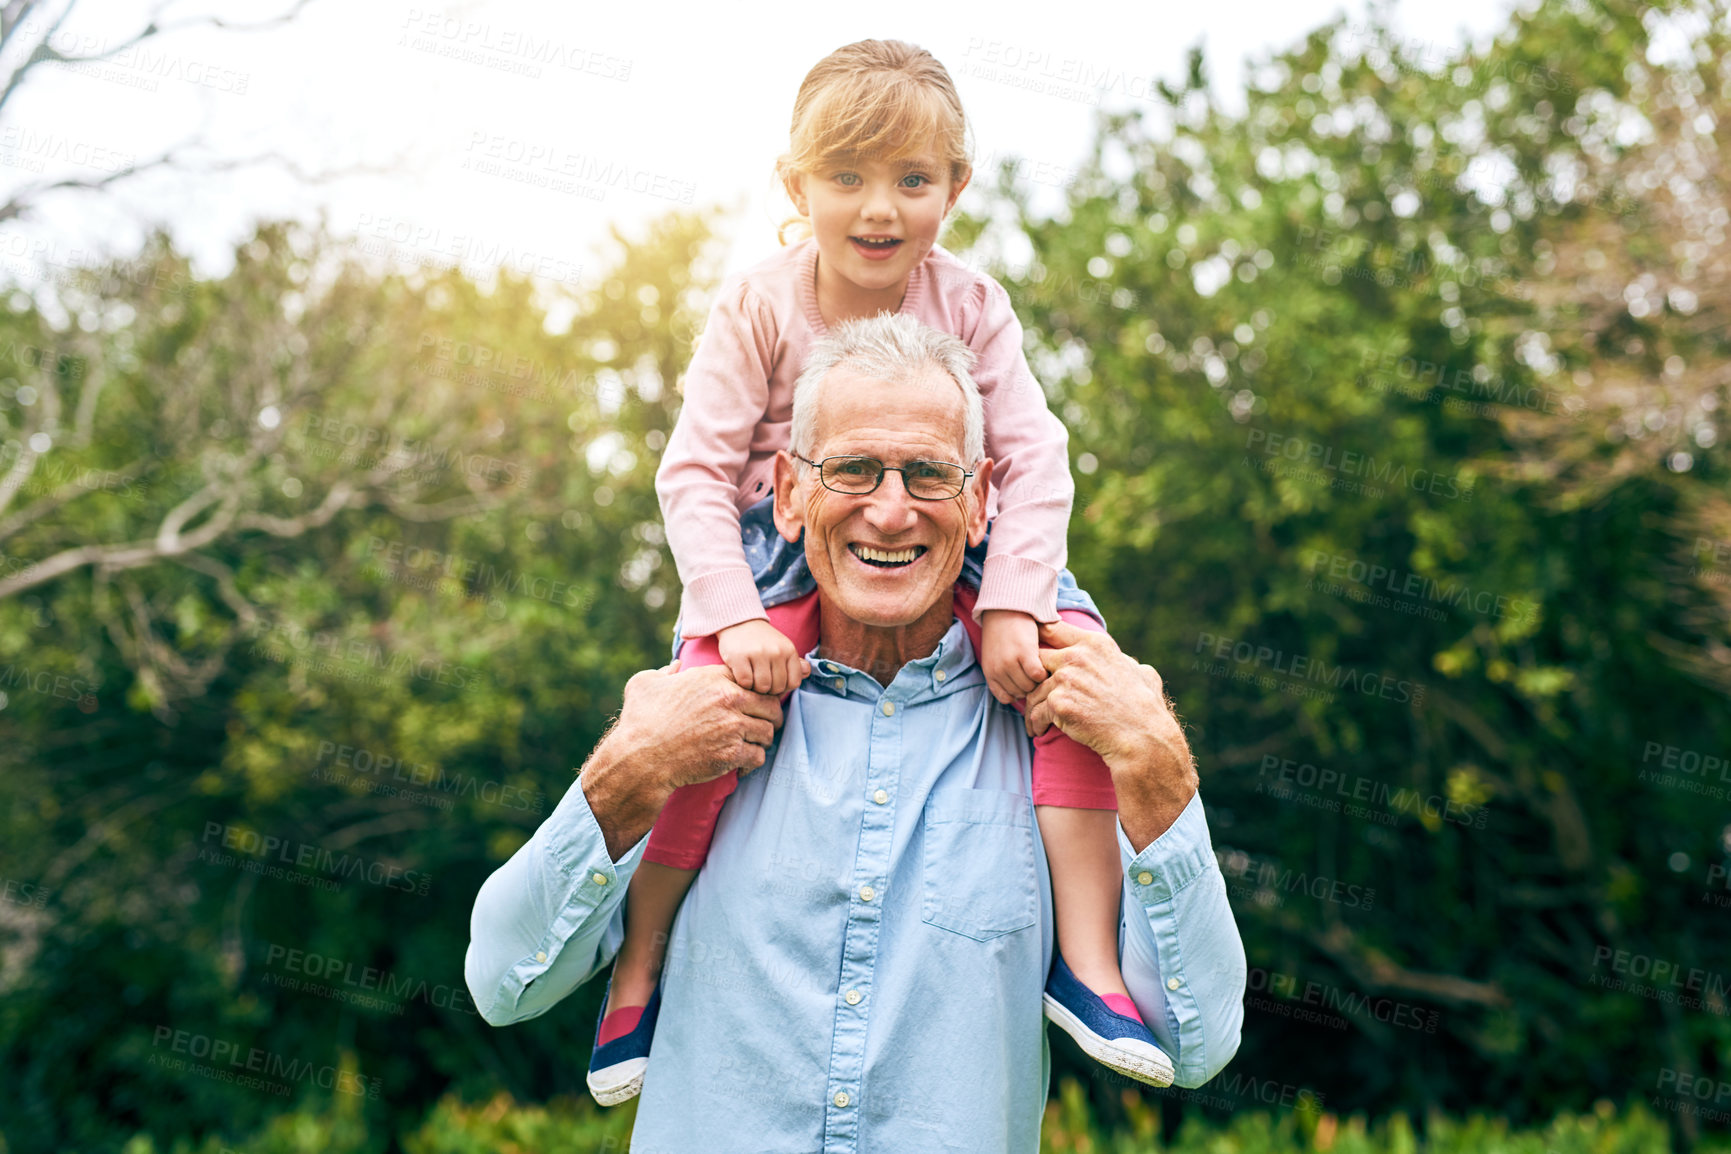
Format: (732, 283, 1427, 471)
(834, 677, 845, 691)
(934, 669, 946, 682)
(1167, 976, 1182, 991)
(534, 951, 547, 963)
(1137, 871, 1154, 886)
(845, 989, 862, 1005)
(872, 789, 889, 805)
(859, 885, 875, 902)
(881, 701, 895, 716)
(833, 1090, 851, 1108)
(592, 871, 609, 885)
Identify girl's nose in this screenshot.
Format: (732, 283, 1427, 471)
(861, 185, 896, 221)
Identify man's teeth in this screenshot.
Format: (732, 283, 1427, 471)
(852, 545, 923, 565)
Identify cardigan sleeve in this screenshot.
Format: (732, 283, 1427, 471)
(963, 275, 1074, 622)
(654, 278, 780, 638)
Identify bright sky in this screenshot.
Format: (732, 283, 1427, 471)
(2, 0, 1519, 300)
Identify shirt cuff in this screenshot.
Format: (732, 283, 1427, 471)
(678, 568, 770, 638)
(971, 555, 1060, 623)
(1118, 791, 1216, 900)
(503, 780, 646, 1013)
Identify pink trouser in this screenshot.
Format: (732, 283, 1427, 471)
(642, 584, 1118, 869)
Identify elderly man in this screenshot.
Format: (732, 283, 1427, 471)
(465, 312, 1245, 1152)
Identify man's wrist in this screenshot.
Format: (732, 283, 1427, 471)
(1107, 732, 1199, 854)
(578, 729, 672, 862)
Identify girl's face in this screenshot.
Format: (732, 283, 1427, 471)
(786, 153, 967, 299)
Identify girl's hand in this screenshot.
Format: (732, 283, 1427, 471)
(980, 610, 1046, 705)
(716, 619, 810, 696)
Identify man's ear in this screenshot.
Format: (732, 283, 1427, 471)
(772, 450, 805, 543)
(783, 170, 809, 217)
(964, 458, 993, 548)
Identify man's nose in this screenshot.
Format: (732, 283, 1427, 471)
(860, 473, 919, 533)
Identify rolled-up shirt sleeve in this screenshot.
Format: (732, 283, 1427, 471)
(465, 776, 647, 1027)
(1116, 791, 1246, 1087)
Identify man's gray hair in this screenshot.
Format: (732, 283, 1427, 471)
(789, 312, 985, 466)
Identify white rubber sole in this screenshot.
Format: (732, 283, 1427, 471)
(586, 1057, 647, 1106)
(1044, 993, 1176, 1087)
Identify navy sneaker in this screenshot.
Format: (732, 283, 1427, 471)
(586, 980, 661, 1106)
(1043, 953, 1175, 1087)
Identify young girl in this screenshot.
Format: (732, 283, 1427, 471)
(585, 39, 1173, 1105)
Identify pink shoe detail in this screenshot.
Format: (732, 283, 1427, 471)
(597, 1004, 646, 1045)
(1101, 993, 1143, 1022)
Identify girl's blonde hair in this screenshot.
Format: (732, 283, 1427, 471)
(775, 40, 972, 244)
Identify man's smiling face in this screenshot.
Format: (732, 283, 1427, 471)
(773, 363, 991, 629)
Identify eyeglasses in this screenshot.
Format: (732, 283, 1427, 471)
(793, 454, 974, 501)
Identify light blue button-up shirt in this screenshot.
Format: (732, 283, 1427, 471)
(466, 617, 1245, 1153)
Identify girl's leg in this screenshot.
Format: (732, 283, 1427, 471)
(603, 862, 695, 1031)
(603, 593, 823, 1025)
(1035, 805, 1132, 1002)
(951, 587, 1130, 1002)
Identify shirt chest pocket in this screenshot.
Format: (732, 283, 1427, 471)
(921, 788, 1039, 942)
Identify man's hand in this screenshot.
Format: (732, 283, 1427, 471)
(980, 609, 1046, 704)
(579, 663, 784, 860)
(1023, 621, 1199, 851)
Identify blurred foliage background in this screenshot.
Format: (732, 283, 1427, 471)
(2, 0, 1730, 1150)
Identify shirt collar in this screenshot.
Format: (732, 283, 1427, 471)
(805, 615, 979, 705)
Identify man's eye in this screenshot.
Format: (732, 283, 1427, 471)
(835, 459, 874, 476)
(909, 462, 946, 479)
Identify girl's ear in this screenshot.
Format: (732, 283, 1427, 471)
(943, 170, 971, 216)
(783, 170, 809, 217)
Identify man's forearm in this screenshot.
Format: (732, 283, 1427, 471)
(580, 732, 673, 862)
(1108, 708, 1199, 854)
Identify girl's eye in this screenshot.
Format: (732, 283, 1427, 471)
(900, 174, 930, 188)
(834, 173, 861, 187)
